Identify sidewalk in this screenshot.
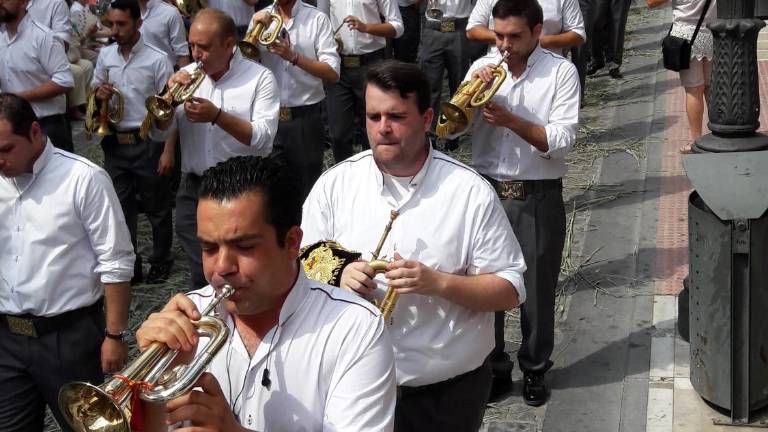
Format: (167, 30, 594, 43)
(483, 3, 768, 432)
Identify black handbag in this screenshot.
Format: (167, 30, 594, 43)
(661, 0, 713, 72)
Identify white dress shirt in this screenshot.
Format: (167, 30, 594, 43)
(317, 0, 403, 55)
(140, 0, 189, 62)
(0, 141, 135, 317)
(466, 46, 580, 180)
(302, 146, 526, 387)
(0, 15, 74, 118)
(27, 0, 71, 45)
(209, 0, 255, 27)
(179, 270, 396, 431)
(70, 2, 87, 39)
(93, 36, 173, 140)
(256, 1, 340, 107)
(467, 0, 585, 56)
(176, 51, 279, 175)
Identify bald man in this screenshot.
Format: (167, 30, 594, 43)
(159, 9, 279, 289)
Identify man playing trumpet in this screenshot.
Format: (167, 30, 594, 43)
(138, 155, 397, 431)
(301, 60, 526, 431)
(158, 8, 280, 289)
(92, 0, 175, 285)
(463, 0, 580, 406)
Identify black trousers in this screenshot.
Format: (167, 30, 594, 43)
(273, 102, 325, 200)
(325, 50, 384, 163)
(395, 359, 491, 432)
(38, 113, 74, 153)
(592, 0, 631, 68)
(490, 181, 566, 375)
(571, 0, 596, 98)
(176, 173, 207, 290)
(419, 19, 470, 131)
(0, 306, 104, 431)
(391, 5, 421, 63)
(102, 135, 173, 268)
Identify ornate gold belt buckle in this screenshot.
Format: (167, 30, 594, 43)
(279, 107, 293, 122)
(499, 181, 525, 200)
(6, 316, 38, 337)
(440, 21, 456, 32)
(343, 56, 361, 69)
(116, 132, 136, 145)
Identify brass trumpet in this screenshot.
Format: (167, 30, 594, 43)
(435, 51, 510, 138)
(58, 285, 234, 432)
(85, 84, 124, 140)
(176, 0, 207, 18)
(145, 62, 206, 121)
(239, 4, 284, 60)
(372, 210, 399, 322)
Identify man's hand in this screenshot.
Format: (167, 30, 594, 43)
(166, 70, 192, 103)
(267, 35, 294, 62)
(101, 338, 128, 373)
(343, 16, 369, 33)
(471, 64, 498, 84)
(250, 10, 272, 29)
(339, 261, 377, 298)
(95, 83, 115, 102)
(481, 101, 515, 129)
(184, 97, 220, 123)
(165, 373, 245, 432)
(157, 147, 175, 176)
(135, 294, 201, 354)
(384, 252, 446, 297)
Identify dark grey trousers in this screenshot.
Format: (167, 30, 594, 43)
(102, 136, 173, 267)
(0, 308, 104, 431)
(492, 183, 566, 375)
(38, 114, 74, 153)
(176, 173, 207, 290)
(593, 0, 631, 67)
(273, 102, 325, 200)
(571, 0, 595, 98)
(325, 50, 384, 163)
(395, 359, 491, 432)
(418, 19, 470, 130)
(391, 5, 421, 63)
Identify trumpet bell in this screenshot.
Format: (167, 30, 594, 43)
(439, 101, 470, 128)
(58, 381, 129, 432)
(145, 95, 174, 122)
(238, 40, 261, 60)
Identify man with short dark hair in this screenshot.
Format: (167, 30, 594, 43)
(138, 155, 397, 431)
(93, 0, 175, 285)
(0, 0, 75, 152)
(465, 0, 580, 406)
(302, 60, 526, 431)
(0, 93, 134, 430)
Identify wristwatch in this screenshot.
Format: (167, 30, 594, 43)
(105, 329, 127, 342)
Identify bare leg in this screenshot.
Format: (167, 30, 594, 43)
(681, 84, 706, 152)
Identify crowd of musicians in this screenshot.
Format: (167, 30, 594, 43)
(0, 0, 625, 429)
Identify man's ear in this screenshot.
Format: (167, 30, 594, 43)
(285, 225, 303, 257)
(28, 121, 43, 145)
(423, 107, 434, 133)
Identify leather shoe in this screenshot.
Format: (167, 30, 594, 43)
(586, 60, 605, 76)
(146, 261, 173, 285)
(522, 372, 548, 406)
(608, 67, 623, 79)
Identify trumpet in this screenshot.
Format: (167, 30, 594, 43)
(435, 51, 510, 138)
(85, 84, 124, 140)
(425, 0, 443, 21)
(176, 0, 207, 18)
(145, 62, 206, 121)
(239, 4, 284, 60)
(58, 285, 235, 432)
(372, 210, 399, 322)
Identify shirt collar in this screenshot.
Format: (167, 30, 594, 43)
(374, 138, 434, 199)
(31, 139, 54, 177)
(213, 49, 245, 83)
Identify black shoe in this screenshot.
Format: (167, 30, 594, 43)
(146, 261, 173, 285)
(608, 67, 623, 79)
(488, 355, 514, 402)
(443, 138, 460, 152)
(522, 372, 548, 406)
(586, 60, 605, 76)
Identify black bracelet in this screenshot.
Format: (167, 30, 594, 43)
(105, 330, 126, 342)
(212, 107, 222, 125)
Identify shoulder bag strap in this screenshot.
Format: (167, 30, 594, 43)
(690, 0, 714, 43)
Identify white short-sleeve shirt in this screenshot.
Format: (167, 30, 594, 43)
(301, 146, 527, 386)
(0, 15, 74, 118)
(317, 0, 404, 55)
(140, 0, 189, 62)
(179, 271, 396, 431)
(175, 52, 280, 175)
(27, 0, 71, 45)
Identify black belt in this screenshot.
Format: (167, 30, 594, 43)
(0, 299, 103, 338)
(424, 17, 468, 33)
(104, 128, 143, 145)
(341, 49, 384, 69)
(485, 177, 562, 200)
(398, 360, 488, 397)
(279, 101, 323, 122)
